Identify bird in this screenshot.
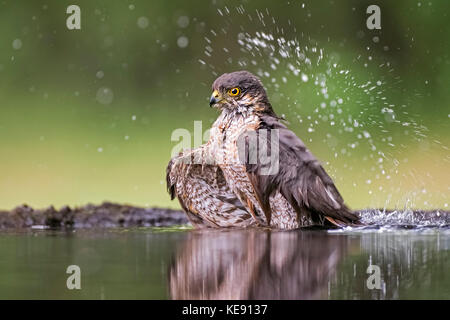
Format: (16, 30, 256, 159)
(166, 70, 360, 229)
(169, 229, 350, 299)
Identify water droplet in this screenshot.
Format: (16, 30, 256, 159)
(177, 16, 189, 28)
(96, 87, 114, 105)
(301, 74, 308, 82)
(177, 36, 189, 48)
(96, 71, 104, 79)
(137, 17, 149, 29)
(12, 39, 22, 50)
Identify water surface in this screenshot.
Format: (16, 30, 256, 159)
(0, 225, 448, 299)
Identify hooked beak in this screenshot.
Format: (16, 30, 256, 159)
(209, 90, 222, 107)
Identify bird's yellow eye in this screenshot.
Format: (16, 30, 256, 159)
(228, 87, 240, 96)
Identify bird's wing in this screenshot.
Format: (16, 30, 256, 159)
(167, 148, 253, 228)
(239, 115, 360, 227)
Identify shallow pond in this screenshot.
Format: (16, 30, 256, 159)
(0, 224, 448, 299)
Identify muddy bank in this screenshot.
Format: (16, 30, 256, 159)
(0, 202, 188, 229)
(0, 202, 448, 229)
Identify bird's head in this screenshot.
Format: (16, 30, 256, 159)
(209, 70, 274, 115)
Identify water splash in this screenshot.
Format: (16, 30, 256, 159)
(357, 209, 449, 229)
(198, 4, 449, 210)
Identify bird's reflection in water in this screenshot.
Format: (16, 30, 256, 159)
(169, 229, 354, 299)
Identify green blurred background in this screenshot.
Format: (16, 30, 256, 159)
(0, 0, 448, 211)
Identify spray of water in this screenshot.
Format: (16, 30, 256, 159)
(196, 4, 449, 213)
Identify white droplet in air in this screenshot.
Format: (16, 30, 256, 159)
(301, 73, 308, 82)
(96, 71, 104, 79)
(97, 147, 103, 153)
(129, 4, 135, 10)
(177, 16, 189, 28)
(137, 16, 149, 29)
(96, 87, 114, 105)
(12, 39, 22, 50)
(177, 36, 189, 48)
(131, 115, 137, 121)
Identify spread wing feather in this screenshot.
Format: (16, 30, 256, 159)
(167, 149, 255, 228)
(241, 115, 360, 227)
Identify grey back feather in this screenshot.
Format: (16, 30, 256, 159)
(240, 115, 359, 225)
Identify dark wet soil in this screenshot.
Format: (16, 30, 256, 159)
(0, 202, 188, 229)
(0, 202, 448, 229)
